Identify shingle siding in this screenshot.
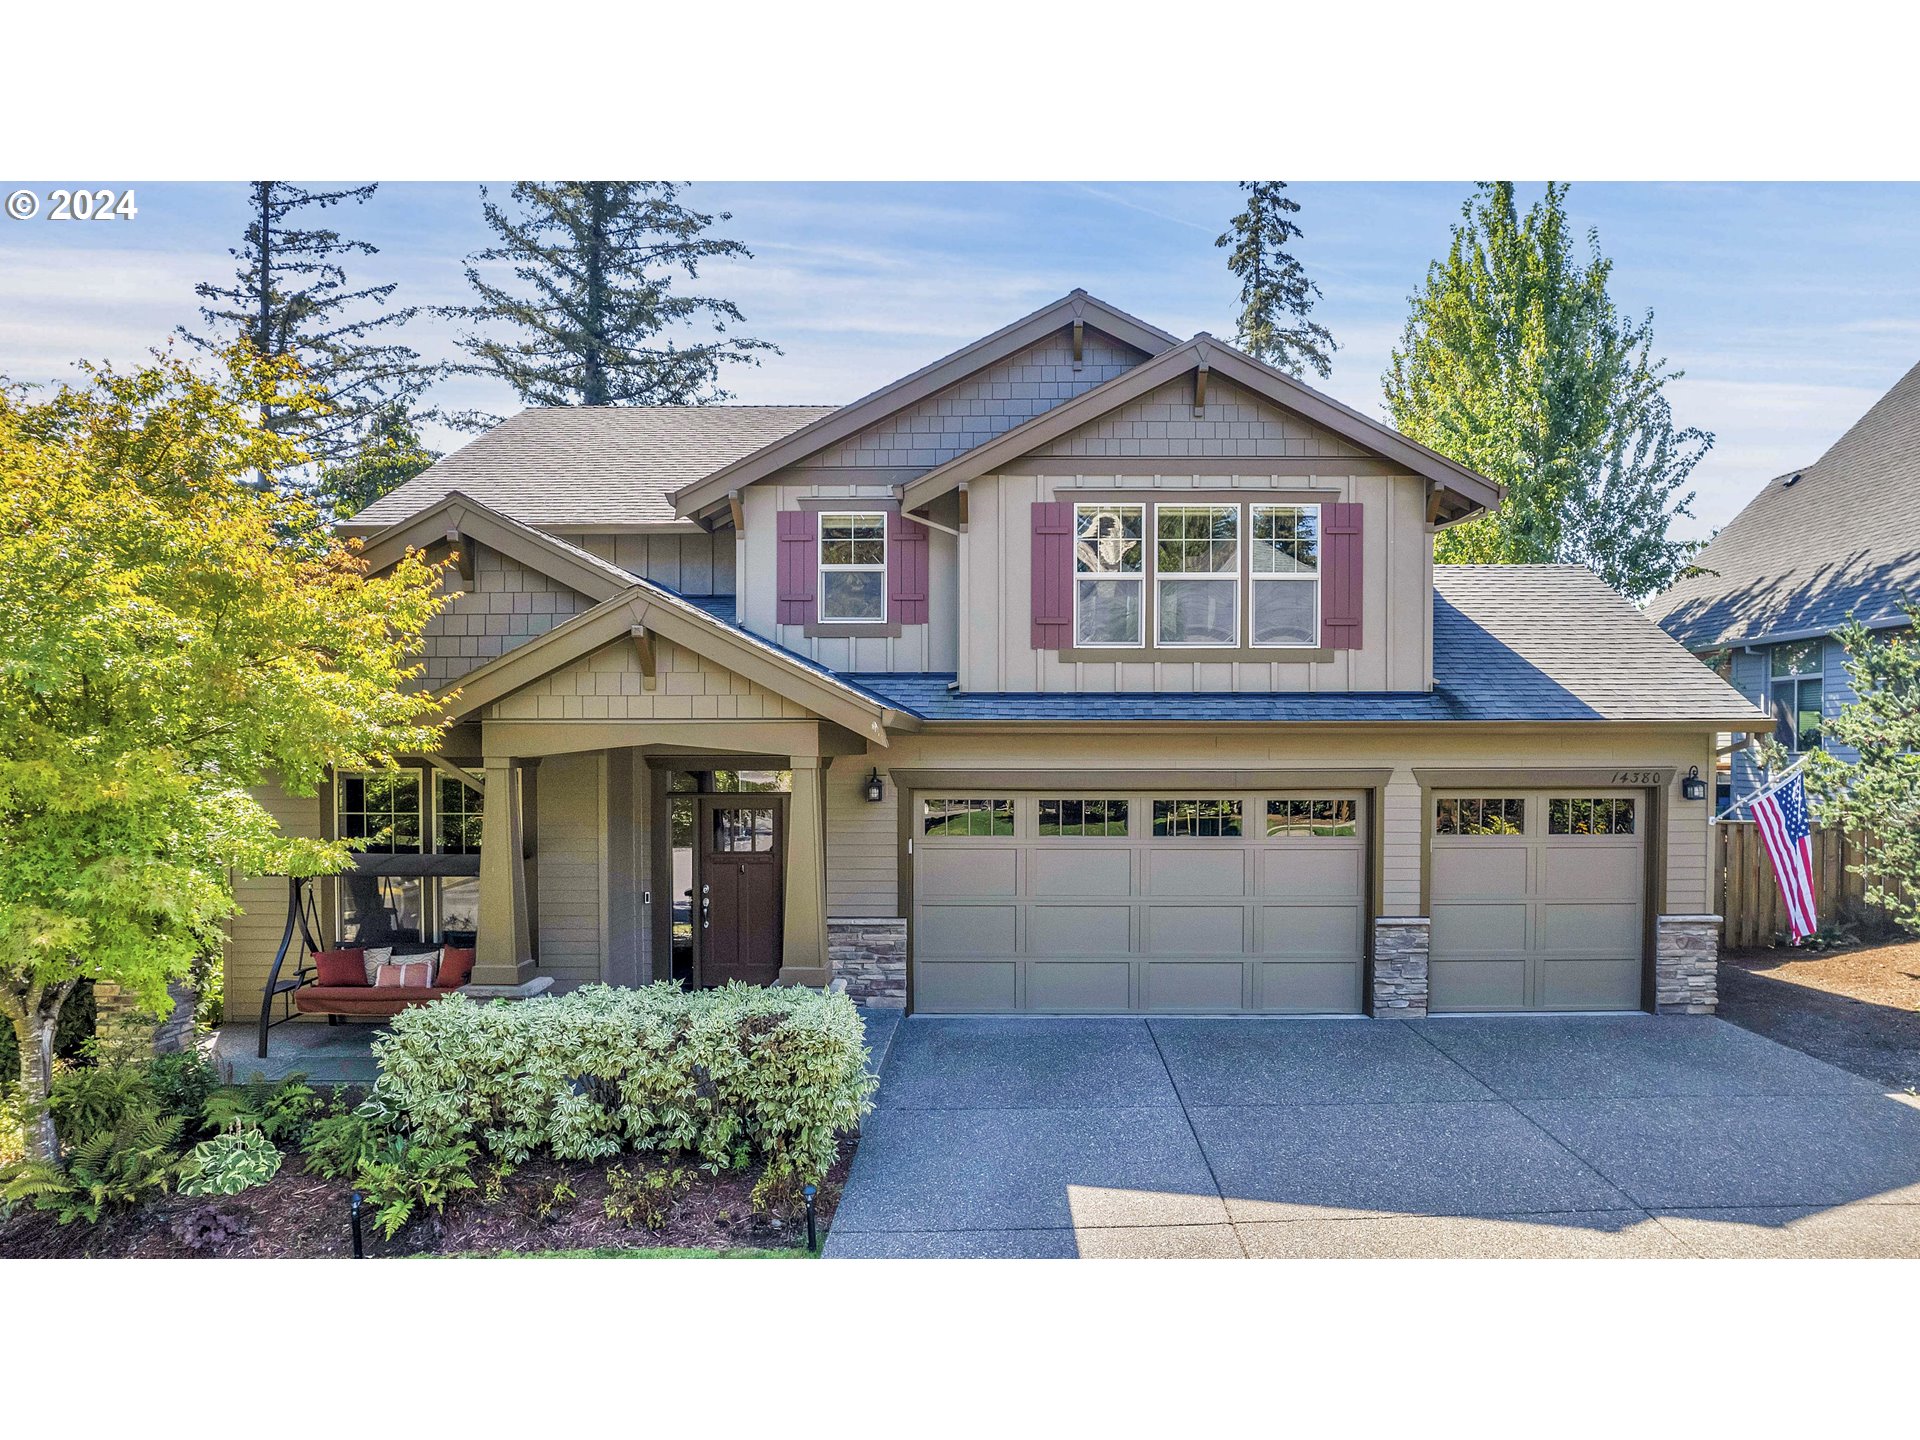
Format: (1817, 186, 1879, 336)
(421, 546, 592, 690)
(1034, 374, 1366, 459)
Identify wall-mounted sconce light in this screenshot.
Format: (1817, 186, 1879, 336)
(863, 769, 885, 803)
(1681, 766, 1708, 802)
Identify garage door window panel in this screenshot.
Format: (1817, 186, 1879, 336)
(1074, 503, 1144, 647)
(1155, 504, 1239, 646)
(1434, 796, 1526, 836)
(1266, 797, 1357, 837)
(1548, 797, 1636, 835)
(1037, 798, 1130, 837)
(922, 797, 1014, 837)
(1151, 798, 1242, 838)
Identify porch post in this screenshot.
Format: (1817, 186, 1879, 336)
(778, 754, 830, 988)
(474, 756, 534, 987)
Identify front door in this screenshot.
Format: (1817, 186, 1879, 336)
(695, 796, 784, 987)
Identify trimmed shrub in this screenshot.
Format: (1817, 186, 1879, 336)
(373, 983, 875, 1205)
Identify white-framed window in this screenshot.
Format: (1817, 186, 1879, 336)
(1769, 640, 1824, 753)
(1074, 502, 1144, 646)
(1155, 503, 1239, 646)
(819, 511, 887, 622)
(1250, 503, 1319, 647)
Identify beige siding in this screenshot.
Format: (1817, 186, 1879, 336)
(961, 468, 1430, 694)
(574, 530, 735, 595)
(422, 545, 593, 690)
(736, 482, 959, 673)
(487, 636, 813, 722)
(223, 780, 323, 1012)
(1034, 375, 1367, 460)
(534, 751, 606, 987)
(826, 758, 898, 917)
(811, 330, 1145, 468)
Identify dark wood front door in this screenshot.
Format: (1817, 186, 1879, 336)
(695, 796, 784, 987)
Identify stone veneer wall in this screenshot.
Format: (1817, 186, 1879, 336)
(1371, 917, 1431, 1019)
(1655, 915, 1721, 1015)
(829, 918, 906, 1008)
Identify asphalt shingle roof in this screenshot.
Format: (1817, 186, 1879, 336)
(1646, 359, 1920, 651)
(345, 406, 838, 530)
(836, 566, 1763, 724)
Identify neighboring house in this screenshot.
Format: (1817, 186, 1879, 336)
(1647, 360, 1920, 807)
(227, 290, 1763, 1023)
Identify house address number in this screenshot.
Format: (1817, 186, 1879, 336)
(1609, 770, 1663, 785)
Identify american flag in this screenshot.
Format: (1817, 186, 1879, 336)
(1752, 773, 1818, 941)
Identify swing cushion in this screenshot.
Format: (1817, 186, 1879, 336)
(439, 947, 477, 988)
(313, 948, 369, 987)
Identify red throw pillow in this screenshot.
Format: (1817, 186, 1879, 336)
(313, 949, 368, 987)
(438, 947, 476, 988)
(375, 961, 434, 988)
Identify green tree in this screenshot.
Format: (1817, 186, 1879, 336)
(1385, 182, 1709, 601)
(1216, 181, 1337, 380)
(1797, 609, 1920, 931)
(443, 181, 774, 425)
(319, 402, 441, 519)
(0, 350, 450, 1160)
(181, 182, 435, 479)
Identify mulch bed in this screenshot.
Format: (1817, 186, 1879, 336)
(1718, 937, 1920, 1092)
(0, 1135, 855, 1259)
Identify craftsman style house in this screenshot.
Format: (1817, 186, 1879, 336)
(229, 292, 1764, 1023)
(1648, 359, 1920, 809)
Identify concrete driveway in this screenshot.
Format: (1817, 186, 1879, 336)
(826, 1015, 1920, 1258)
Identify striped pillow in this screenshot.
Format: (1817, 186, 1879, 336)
(374, 960, 434, 989)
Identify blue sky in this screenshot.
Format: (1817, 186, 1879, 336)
(3, 180, 1916, 540)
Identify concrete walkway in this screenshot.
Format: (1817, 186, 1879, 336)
(825, 1014, 1920, 1258)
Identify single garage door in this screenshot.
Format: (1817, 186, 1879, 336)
(1429, 791, 1647, 1013)
(911, 790, 1368, 1014)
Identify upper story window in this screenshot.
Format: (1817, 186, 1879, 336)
(1156, 504, 1239, 646)
(1250, 504, 1319, 647)
(1770, 640, 1824, 752)
(1074, 503, 1144, 646)
(819, 512, 887, 622)
(436, 774, 483, 855)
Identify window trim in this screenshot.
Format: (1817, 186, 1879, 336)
(1249, 502, 1321, 649)
(1072, 501, 1146, 649)
(1153, 502, 1241, 648)
(1768, 641, 1825, 754)
(817, 509, 889, 624)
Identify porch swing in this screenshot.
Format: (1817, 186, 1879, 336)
(255, 871, 476, 1058)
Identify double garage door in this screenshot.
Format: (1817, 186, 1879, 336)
(908, 786, 1651, 1015)
(911, 790, 1368, 1014)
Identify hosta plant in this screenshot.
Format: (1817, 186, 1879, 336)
(178, 1127, 283, 1197)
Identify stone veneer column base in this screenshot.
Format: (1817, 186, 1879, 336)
(828, 918, 907, 1008)
(1655, 915, 1721, 1015)
(1371, 917, 1431, 1018)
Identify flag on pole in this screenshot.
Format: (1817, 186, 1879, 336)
(1752, 773, 1818, 941)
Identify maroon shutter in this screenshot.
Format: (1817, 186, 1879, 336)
(776, 509, 817, 626)
(888, 513, 929, 625)
(1320, 502, 1363, 650)
(1031, 501, 1074, 649)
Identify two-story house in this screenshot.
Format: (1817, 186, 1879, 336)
(1647, 360, 1920, 809)
(228, 291, 1763, 1025)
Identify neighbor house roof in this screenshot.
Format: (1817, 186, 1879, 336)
(837, 566, 1766, 726)
(340, 405, 837, 533)
(1646, 358, 1920, 651)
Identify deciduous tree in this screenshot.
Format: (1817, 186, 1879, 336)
(0, 351, 450, 1160)
(1385, 182, 1709, 601)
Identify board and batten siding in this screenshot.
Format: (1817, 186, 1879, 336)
(573, 529, 735, 596)
(825, 759, 898, 917)
(533, 750, 607, 988)
(223, 780, 323, 1010)
(961, 469, 1430, 694)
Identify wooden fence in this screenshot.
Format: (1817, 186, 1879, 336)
(1714, 822, 1912, 948)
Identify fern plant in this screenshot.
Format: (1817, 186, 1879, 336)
(300, 1098, 397, 1181)
(204, 1074, 320, 1143)
(179, 1127, 283, 1196)
(1, 1109, 185, 1224)
(354, 1135, 478, 1240)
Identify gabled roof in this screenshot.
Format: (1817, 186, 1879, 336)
(356, 490, 637, 601)
(897, 335, 1503, 523)
(1647, 358, 1920, 651)
(841, 567, 1765, 726)
(669, 290, 1180, 521)
(339, 405, 837, 534)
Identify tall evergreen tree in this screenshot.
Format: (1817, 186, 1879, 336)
(1385, 182, 1709, 601)
(1216, 181, 1337, 380)
(443, 182, 774, 423)
(181, 182, 434, 477)
(318, 403, 441, 519)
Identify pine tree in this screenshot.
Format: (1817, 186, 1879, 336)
(1216, 181, 1337, 380)
(181, 182, 434, 477)
(443, 182, 774, 423)
(1385, 182, 1710, 602)
(318, 403, 441, 519)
